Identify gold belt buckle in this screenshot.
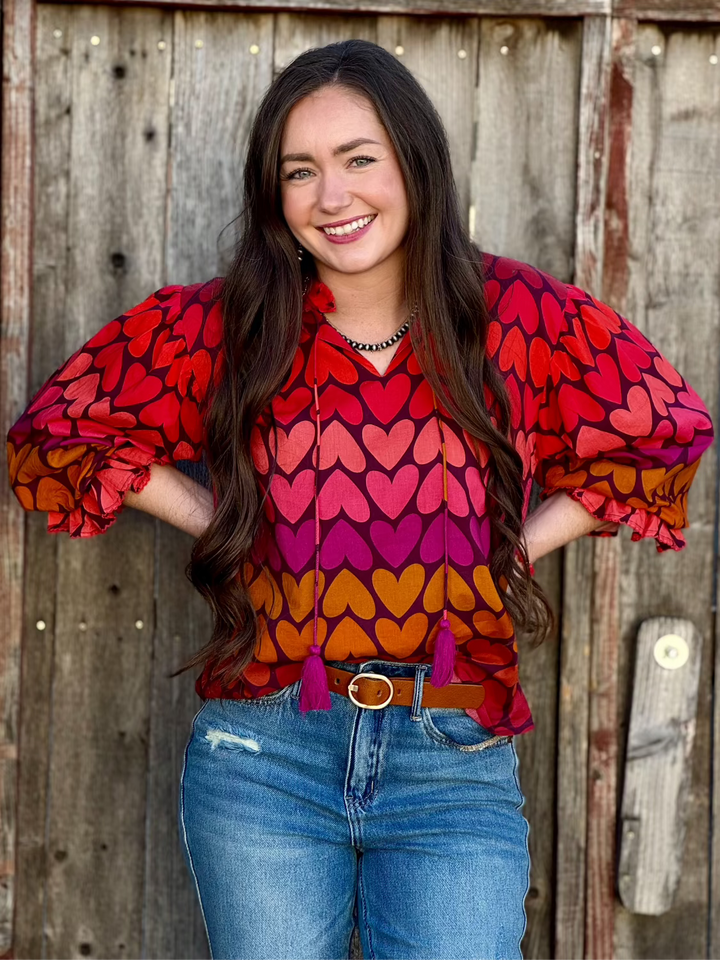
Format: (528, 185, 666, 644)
(347, 672, 394, 709)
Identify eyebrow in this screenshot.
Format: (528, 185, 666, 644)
(279, 138, 383, 165)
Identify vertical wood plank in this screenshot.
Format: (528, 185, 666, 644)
(375, 17, 479, 218)
(470, 17, 584, 959)
(142, 11, 274, 957)
(555, 15, 612, 960)
(30, 7, 173, 957)
(582, 16, 633, 960)
(612, 21, 719, 960)
(0, 0, 35, 950)
(473, 16, 583, 283)
(13, 5, 74, 954)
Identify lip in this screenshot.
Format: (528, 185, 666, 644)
(318, 215, 376, 245)
(317, 214, 375, 229)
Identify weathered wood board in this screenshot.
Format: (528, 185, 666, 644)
(618, 617, 703, 916)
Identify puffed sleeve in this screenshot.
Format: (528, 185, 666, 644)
(530, 283, 714, 551)
(6, 279, 224, 537)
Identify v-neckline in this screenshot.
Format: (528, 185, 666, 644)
(319, 320, 412, 379)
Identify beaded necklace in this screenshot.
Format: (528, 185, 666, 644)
(322, 312, 414, 352)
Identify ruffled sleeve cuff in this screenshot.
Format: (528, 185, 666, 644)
(540, 485, 687, 552)
(46, 442, 168, 538)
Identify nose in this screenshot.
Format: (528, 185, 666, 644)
(315, 169, 353, 216)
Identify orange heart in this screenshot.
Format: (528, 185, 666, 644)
(427, 612, 473, 649)
(276, 619, 327, 661)
(472, 609, 515, 639)
(282, 570, 325, 622)
(248, 568, 283, 619)
(373, 564, 425, 617)
(375, 613, 428, 658)
(323, 570, 376, 619)
(472, 566, 504, 613)
(325, 617, 378, 659)
(590, 460, 637, 495)
(423, 565, 475, 613)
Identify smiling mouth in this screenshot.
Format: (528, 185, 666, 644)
(319, 214, 377, 236)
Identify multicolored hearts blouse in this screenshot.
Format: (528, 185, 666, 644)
(6, 253, 714, 735)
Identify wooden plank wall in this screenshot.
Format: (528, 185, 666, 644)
(2, 3, 718, 958)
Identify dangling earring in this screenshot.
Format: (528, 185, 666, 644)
(297, 244, 304, 261)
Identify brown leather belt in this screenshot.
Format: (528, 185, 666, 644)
(325, 666, 486, 710)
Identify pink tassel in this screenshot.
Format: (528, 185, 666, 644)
(299, 644, 332, 712)
(431, 617, 457, 687)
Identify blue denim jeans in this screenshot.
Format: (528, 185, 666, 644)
(179, 658, 531, 960)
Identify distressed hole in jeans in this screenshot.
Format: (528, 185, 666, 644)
(204, 729, 261, 753)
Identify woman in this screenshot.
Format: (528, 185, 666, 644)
(7, 38, 714, 960)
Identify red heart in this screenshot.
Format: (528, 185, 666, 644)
(116, 365, 163, 406)
(87, 320, 121, 349)
(540, 291, 566, 345)
(364, 420, 414, 469)
(273, 387, 312, 425)
(529, 337, 551, 389)
(498, 280, 539, 334)
(499, 326, 527, 380)
(269, 421, 316, 473)
(584, 353, 621, 403)
(653, 354, 682, 387)
(95, 341, 126, 391)
(558, 384, 606, 430)
(317, 420, 365, 472)
(487, 321, 502, 358)
(578, 304, 613, 349)
(550, 351, 580, 382)
(361, 374, 411, 424)
(203, 301, 223, 348)
(642, 373, 675, 416)
(616, 339, 651, 383)
(409, 380, 434, 419)
(314, 385, 362, 424)
(173, 302, 203, 350)
(560, 316, 595, 367)
(57, 351, 93, 383)
(64, 373, 100, 417)
(123, 306, 162, 340)
(88, 398, 137, 429)
(305, 340, 358, 386)
(609, 385, 653, 436)
(139, 393, 181, 442)
(575, 426, 627, 459)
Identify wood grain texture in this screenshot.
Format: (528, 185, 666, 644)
(0, 0, 35, 950)
(472, 17, 583, 284)
(553, 20, 612, 959)
(555, 537, 594, 960)
(54, 0, 613, 16)
(513, 551, 562, 960)
(613, 21, 720, 960)
(615, 0, 720, 20)
(12, 7, 73, 953)
(20, 7, 173, 957)
(618, 617, 702, 915)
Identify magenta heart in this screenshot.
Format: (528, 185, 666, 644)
(366, 464, 419, 519)
(420, 514, 474, 566)
(275, 520, 315, 573)
(321, 519, 373, 570)
(469, 515, 491, 556)
(370, 514, 422, 568)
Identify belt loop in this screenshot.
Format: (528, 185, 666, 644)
(411, 664, 429, 721)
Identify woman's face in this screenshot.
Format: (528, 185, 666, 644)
(279, 85, 409, 280)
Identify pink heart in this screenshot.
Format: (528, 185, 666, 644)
(363, 420, 414, 469)
(318, 420, 366, 472)
(271, 421, 315, 474)
(318, 470, 370, 521)
(366, 464, 419, 519)
(416, 463, 443, 513)
(321, 519, 373, 570)
(465, 466, 487, 515)
(669, 406, 712, 444)
(270, 469, 315, 523)
(420, 514, 474, 566)
(609, 385, 652, 436)
(370, 514, 422, 568)
(275, 519, 315, 573)
(64, 373, 100, 417)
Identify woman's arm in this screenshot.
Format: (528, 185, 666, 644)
(124, 463, 214, 538)
(522, 490, 620, 565)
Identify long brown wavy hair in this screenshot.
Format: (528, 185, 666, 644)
(177, 38, 554, 685)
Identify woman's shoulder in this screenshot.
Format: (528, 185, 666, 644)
(479, 250, 572, 305)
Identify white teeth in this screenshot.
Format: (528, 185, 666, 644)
(323, 214, 375, 236)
